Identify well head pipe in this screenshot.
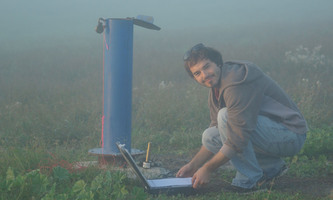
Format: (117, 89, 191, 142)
(89, 16, 160, 158)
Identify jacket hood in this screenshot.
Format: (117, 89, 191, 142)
(220, 60, 264, 91)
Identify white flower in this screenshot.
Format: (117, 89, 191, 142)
(302, 78, 309, 83)
(285, 45, 326, 67)
(159, 81, 166, 89)
(158, 81, 174, 89)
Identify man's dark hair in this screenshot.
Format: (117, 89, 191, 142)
(183, 44, 223, 78)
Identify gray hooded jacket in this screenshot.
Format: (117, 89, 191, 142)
(208, 60, 308, 159)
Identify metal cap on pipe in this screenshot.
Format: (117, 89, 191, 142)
(95, 15, 160, 34)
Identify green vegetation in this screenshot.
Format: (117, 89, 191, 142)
(0, 22, 332, 199)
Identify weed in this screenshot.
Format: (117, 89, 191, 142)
(300, 126, 333, 157)
(287, 155, 333, 178)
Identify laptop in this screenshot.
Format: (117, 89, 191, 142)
(116, 142, 194, 195)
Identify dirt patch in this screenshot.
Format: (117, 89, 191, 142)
(148, 153, 333, 198)
(273, 176, 333, 198)
(202, 173, 333, 198)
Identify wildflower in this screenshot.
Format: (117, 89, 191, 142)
(158, 81, 174, 89)
(284, 45, 326, 68)
(302, 78, 309, 83)
(159, 81, 166, 89)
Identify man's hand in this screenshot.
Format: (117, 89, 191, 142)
(192, 166, 211, 189)
(191, 151, 230, 189)
(177, 146, 214, 178)
(176, 163, 196, 178)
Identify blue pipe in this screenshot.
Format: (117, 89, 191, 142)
(89, 16, 160, 156)
(103, 18, 134, 153)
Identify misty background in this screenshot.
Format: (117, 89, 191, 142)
(1, 0, 333, 47)
(2, 0, 332, 82)
(1, 0, 332, 148)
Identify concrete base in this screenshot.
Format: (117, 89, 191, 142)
(88, 147, 144, 165)
(74, 161, 171, 179)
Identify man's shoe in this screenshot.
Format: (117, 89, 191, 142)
(267, 165, 288, 182)
(231, 177, 268, 195)
(231, 166, 288, 195)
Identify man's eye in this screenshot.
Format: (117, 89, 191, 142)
(193, 72, 200, 77)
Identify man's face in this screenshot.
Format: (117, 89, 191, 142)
(189, 59, 221, 88)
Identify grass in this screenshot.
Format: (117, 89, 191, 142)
(1, 21, 333, 199)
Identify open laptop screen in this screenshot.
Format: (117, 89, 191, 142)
(116, 143, 193, 189)
(116, 143, 151, 189)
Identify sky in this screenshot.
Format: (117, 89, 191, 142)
(1, 0, 333, 45)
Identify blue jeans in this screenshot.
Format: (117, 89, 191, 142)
(202, 108, 306, 189)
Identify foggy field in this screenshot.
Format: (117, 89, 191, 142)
(1, 21, 332, 148)
(1, 0, 333, 199)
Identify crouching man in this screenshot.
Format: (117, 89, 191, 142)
(176, 43, 307, 193)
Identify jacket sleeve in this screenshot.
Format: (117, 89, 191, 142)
(220, 79, 266, 159)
